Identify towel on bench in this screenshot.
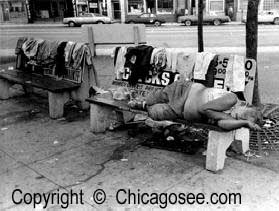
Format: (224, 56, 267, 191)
(225, 55, 245, 92)
(194, 52, 216, 80)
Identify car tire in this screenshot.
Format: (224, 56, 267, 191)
(68, 21, 76, 27)
(128, 21, 135, 24)
(213, 19, 221, 26)
(154, 21, 161, 27)
(97, 21, 104, 24)
(274, 17, 279, 25)
(184, 20, 192, 26)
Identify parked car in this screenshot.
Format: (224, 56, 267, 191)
(63, 13, 114, 27)
(125, 13, 166, 26)
(178, 14, 231, 26)
(242, 10, 279, 24)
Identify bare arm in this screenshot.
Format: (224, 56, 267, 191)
(217, 119, 248, 130)
(218, 119, 261, 131)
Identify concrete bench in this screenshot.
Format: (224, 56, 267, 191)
(87, 49, 257, 172)
(78, 24, 257, 172)
(0, 39, 94, 119)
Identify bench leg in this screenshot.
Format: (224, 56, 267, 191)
(0, 79, 12, 99)
(71, 88, 90, 110)
(79, 100, 90, 110)
(48, 92, 69, 119)
(233, 128, 250, 153)
(71, 66, 90, 110)
(23, 85, 34, 95)
(90, 103, 115, 133)
(206, 130, 234, 172)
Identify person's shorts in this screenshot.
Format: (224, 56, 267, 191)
(147, 103, 178, 121)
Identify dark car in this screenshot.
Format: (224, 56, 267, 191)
(178, 14, 230, 26)
(125, 13, 166, 26)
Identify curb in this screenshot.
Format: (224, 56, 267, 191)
(0, 24, 65, 28)
(0, 22, 244, 28)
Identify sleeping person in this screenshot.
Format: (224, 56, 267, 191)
(144, 79, 262, 131)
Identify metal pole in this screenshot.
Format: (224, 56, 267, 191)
(198, 0, 204, 52)
(246, 0, 260, 105)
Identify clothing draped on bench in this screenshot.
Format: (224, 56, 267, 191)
(15, 37, 98, 87)
(113, 45, 246, 93)
(124, 45, 154, 85)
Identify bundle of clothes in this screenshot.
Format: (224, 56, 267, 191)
(113, 45, 246, 92)
(15, 37, 98, 85)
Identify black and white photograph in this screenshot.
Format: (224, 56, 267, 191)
(1, 0, 279, 210)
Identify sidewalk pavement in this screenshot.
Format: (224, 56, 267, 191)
(0, 88, 279, 210)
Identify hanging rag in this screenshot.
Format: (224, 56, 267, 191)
(176, 52, 196, 81)
(21, 38, 44, 59)
(124, 45, 154, 85)
(114, 46, 127, 79)
(225, 55, 245, 92)
(69, 43, 86, 69)
(15, 37, 28, 54)
(113, 46, 121, 66)
(67, 43, 98, 86)
(64, 41, 75, 63)
(65, 42, 77, 67)
(150, 47, 167, 75)
(55, 42, 68, 77)
(35, 40, 61, 66)
(193, 52, 216, 80)
(166, 48, 179, 73)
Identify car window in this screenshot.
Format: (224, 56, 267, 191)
(81, 13, 92, 17)
(94, 13, 103, 17)
(140, 14, 149, 18)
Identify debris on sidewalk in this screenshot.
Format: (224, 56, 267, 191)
(243, 150, 270, 161)
(120, 158, 128, 162)
(45, 158, 59, 164)
(134, 114, 148, 121)
(53, 140, 59, 145)
(166, 136, 175, 141)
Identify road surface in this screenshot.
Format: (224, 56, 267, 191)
(1, 24, 279, 51)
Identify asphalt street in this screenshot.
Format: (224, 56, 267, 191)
(1, 24, 279, 50)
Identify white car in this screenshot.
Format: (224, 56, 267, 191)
(242, 10, 279, 24)
(63, 13, 113, 27)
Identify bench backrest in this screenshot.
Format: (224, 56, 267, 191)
(81, 24, 146, 56)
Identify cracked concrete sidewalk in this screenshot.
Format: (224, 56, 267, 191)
(1, 53, 279, 210)
(0, 88, 279, 211)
